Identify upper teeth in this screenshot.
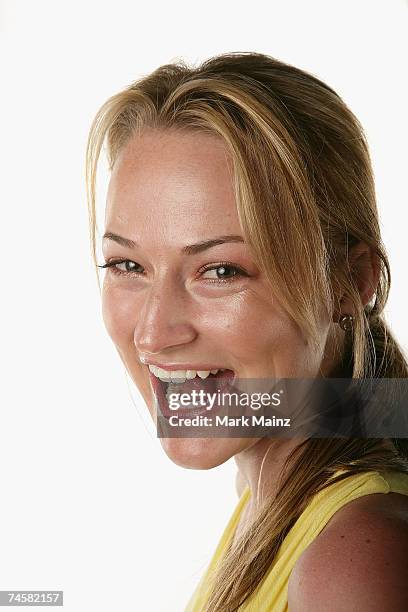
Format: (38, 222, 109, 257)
(148, 365, 225, 383)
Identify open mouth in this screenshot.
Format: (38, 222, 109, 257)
(149, 369, 236, 418)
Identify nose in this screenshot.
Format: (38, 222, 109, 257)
(133, 276, 198, 357)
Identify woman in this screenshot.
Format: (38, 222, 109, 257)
(85, 52, 408, 611)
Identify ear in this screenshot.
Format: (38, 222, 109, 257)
(338, 241, 381, 315)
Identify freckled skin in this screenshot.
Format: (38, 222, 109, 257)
(101, 128, 339, 470)
(288, 492, 408, 609)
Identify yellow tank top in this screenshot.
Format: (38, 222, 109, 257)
(184, 469, 408, 611)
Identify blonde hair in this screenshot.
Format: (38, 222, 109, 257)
(86, 52, 408, 611)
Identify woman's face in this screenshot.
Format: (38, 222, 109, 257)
(101, 128, 335, 469)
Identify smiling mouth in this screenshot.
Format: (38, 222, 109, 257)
(150, 368, 236, 417)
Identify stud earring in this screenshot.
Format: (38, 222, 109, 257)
(339, 314, 354, 332)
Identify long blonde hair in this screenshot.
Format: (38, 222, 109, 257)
(85, 52, 408, 611)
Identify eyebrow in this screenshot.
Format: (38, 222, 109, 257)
(102, 232, 245, 254)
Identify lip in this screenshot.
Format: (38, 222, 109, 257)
(145, 361, 234, 372)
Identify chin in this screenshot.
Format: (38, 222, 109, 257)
(159, 436, 241, 470)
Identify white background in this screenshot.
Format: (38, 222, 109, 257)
(1, 1, 407, 610)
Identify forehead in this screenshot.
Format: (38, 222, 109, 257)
(105, 129, 240, 230)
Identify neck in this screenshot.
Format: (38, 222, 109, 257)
(234, 437, 307, 509)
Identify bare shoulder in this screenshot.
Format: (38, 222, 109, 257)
(288, 493, 408, 611)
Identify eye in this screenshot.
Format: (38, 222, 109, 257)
(115, 260, 142, 273)
(97, 259, 144, 276)
(199, 263, 248, 283)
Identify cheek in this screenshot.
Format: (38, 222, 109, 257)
(102, 284, 153, 405)
(211, 293, 322, 376)
(202, 295, 297, 359)
(101, 284, 136, 347)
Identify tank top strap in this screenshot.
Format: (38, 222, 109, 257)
(185, 470, 408, 611)
(273, 469, 401, 564)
